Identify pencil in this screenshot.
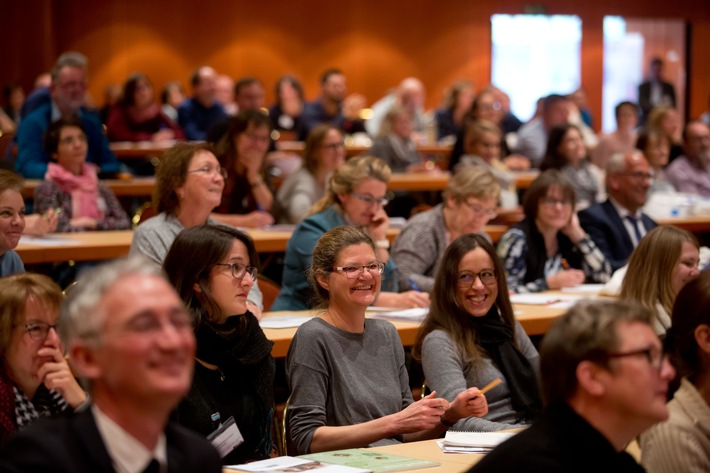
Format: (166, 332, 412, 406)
(471, 378, 503, 399)
(561, 258, 570, 270)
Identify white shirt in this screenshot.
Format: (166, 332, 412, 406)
(609, 197, 646, 247)
(92, 404, 168, 473)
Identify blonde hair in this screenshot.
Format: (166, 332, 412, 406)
(443, 165, 500, 204)
(620, 225, 699, 317)
(378, 104, 411, 137)
(309, 156, 391, 215)
(464, 119, 502, 153)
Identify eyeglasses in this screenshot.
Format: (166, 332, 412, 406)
(334, 262, 385, 279)
(322, 141, 345, 151)
(458, 270, 497, 288)
(213, 262, 258, 280)
(618, 172, 654, 181)
(21, 322, 59, 341)
(541, 197, 573, 207)
(463, 201, 497, 219)
(605, 346, 668, 373)
(351, 192, 390, 207)
(188, 166, 228, 180)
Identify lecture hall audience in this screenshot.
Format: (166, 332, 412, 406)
(286, 226, 488, 454)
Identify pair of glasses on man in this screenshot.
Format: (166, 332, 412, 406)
(188, 166, 229, 180)
(334, 262, 386, 278)
(458, 270, 496, 288)
(605, 346, 668, 373)
(213, 262, 258, 280)
(21, 322, 59, 341)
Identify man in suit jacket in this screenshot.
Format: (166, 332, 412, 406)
(469, 300, 675, 472)
(0, 258, 221, 472)
(638, 57, 677, 121)
(579, 151, 657, 271)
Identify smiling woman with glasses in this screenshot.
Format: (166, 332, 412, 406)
(163, 224, 275, 465)
(0, 273, 87, 443)
(273, 155, 429, 311)
(413, 233, 542, 432)
(392, 165, 500, 293)
(286, 226, 488, 454)
(497, 170, 611, 293)
(277, 125, 346, 224)
(641, 271, 710, 472)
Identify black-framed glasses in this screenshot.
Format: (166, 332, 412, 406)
(213, 263, 258, 280)
(333, 262, 385, 279)
(458, 270, 497, 289)
(188, 166, 228, 180)
(605, 346, 667, 373)
(351, 192, 390, 207)
(21, 322, 59, 341)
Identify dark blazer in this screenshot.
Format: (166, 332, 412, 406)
(578, 199, 657, 271)
(638, 80, 676, 116)
(0, 406, 222, 473)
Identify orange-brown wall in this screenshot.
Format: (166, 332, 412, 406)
(4, 0, 709, 129)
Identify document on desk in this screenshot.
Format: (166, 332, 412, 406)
(368, 308, 429, 322)
(439, 431, 516, 453)
(560, 284, 604, 294)
(227, 456, 370, 473)
(18, 235, 78, 246)
(510, 294, 583, 305)
(259, 315, 313, 329)
(301, 449, 438, 473)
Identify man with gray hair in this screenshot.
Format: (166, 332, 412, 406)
(0, 257, 221, 472)
(579, 150, 657, 271)
(14, 51, 121, 179)
(469, 300, 675, 472)
(665, 120, 710, 195)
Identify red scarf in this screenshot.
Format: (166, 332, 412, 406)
(45, 162, 102, 219)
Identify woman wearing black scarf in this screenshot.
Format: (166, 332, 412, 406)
(163, 225, 274, 464)
(414, 233, 542, 431)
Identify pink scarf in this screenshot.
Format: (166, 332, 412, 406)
(45, 162, 102, 219)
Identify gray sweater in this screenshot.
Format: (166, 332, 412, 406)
(421, 324, 539, 431)
(286, 317, 413, 454)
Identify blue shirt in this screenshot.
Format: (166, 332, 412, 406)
(177, 98, 227, 141)
(0, 250, 24, 277)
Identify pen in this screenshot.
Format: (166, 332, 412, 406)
(471, 378, 503, 400)
(407, 277, 421, 292)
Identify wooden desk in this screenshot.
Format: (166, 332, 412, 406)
(262, 301, 566, 358)
(23, 178, 156, 199)
(368, 439, 485, 471)
(388, 171, 538, 193)
(658, 214, 710, 234)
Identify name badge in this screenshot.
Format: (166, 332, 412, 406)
(206, 416, 244, 458)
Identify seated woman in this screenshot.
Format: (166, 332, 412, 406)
(106, 72, 184, 142)
(636, 128, 675, 195)
(212, 110, 276, 228)
(0, 170, 26, 277)
(34, 117, 131, 232)
(277, 124, 346, 224)
(497, 170, 611, 293)
(647, 105, 683, 161)
(433, 80, 474, 141)
(415, 233, 541, 431)
(0, 273, 86, 443)
(369, 104, 428, 173)
(287, 226, 488, 454)
(456, 119, 518, 207)
(272, 156, 428, 310)
(540, 124, 601, 210)
(619, 225, 699, 336)
(268, 75, 306, 140)
(391, 166, 500, 293)
(164, 225, 274, 464)
(129, 142, 264, 317)
(160, 81, 186, 122)
(640, 271, 710, 472)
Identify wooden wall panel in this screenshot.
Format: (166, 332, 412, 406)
(3, 0, 709, 130)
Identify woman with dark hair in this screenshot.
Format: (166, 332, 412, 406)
(0, 170, 26, 276)
(414, 233, 541, 431)
(163, 224, 274, 464)
(35, 116, 131, 232)
(540, 124, 601, 210)
(277, 124, 346, 223)
(286, 226, 487, 454)
(640, 271, 710, 472)
(213, 109, 275, 228)
(268, 75, 306, 139)
(106, 72, 184, 142)
(497, 170, 611, 293)
(434, 80, 474, 141)
(0, 273, 86, 443)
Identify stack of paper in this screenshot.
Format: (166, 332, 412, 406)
(226, 456, 370, 473)
(367, 308, 429, 323)
(439, 431, 515, 454)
